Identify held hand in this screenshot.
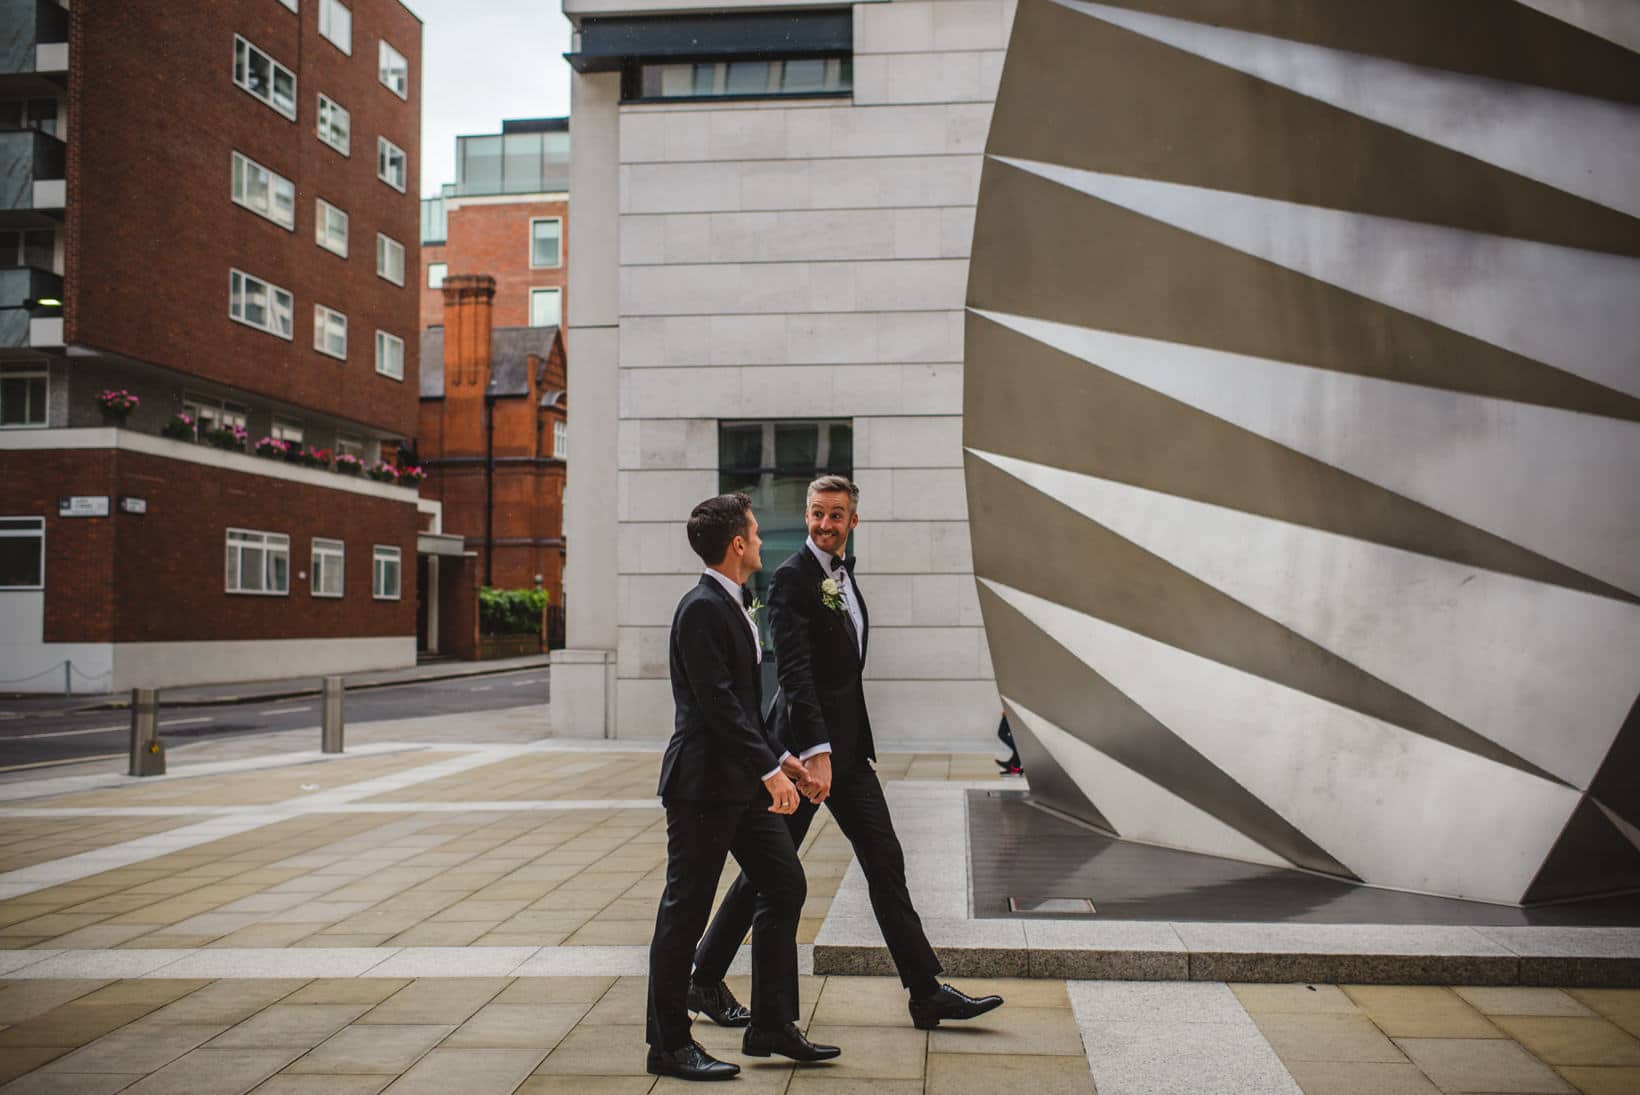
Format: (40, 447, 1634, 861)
(802, 753, 833, 805)
(763, 770, 800, 815)
(780, 755, 809, 783)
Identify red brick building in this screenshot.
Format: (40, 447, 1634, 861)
(0, 1, 426, 693)
(419, 117, 568, 332)
(418, 276, 566, 612)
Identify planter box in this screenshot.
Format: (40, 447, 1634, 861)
(479, 633, 543, 660)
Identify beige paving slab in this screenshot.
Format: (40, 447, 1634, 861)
(37, 1021, 223, 1074)
(249, 1076, 393, 1095)
(492, 977, 615, 1006)
(284, 1024, 454, 1075)
(378, 1047, 546, 1095)
(1252, 1012, 1409, 1064)
(786, 1076, 922, 1095)
(1233, 983, 1361, 1014)
(1281, 1060, 1442, 1094)
(811, 975, 910, 1026)
(281, 980, 413, 1006)
(0, 1069, 144, 1094)
(441, 1003, 588, 1049)
(1569, 990, 1640, 1039)
(147, 980, 308, 1025)
(0, 1048, 68, 1086)
(1396, 1037, 1575, 1093)
(578, 976, 648, 1027)
(924, 1050, 1092, 1094)
(359, 979, 509, 1025)
(800, 1025, 927, 1080)
(115, 1046, 301, 1095)
(1489, 1016, 1640, 1067)
(1456, 988, 1598, 1018)
(532, 1023, 651, 1076)
(1554, 1065, 1640, 1095)
(209, 1003, 370, 1048)
(0, 981, 110, 1025)
(1343, 986, 1503, 1038)
(0, 1002, 157, 1048)
(927, 1005, 1085, 1056)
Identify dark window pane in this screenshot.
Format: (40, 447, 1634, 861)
(774, 423, 817, 470)
(694, 63, 717, 95)
(725, 62, 768, 95)
(781, 59, 825, 93)
(720, 424, 763, 470)
(826, 423, 853, 471)
(0, 533, 43, 586)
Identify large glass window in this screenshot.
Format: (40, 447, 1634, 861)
(319, 0, 352, 54)
(375, 330, 404, 380)
(0, 365, 47, 428)
(718, 419, 853, 663)
(553, 419, 567, 460)
(233, 36, 297, 120)
(378, 137, 407, 192)
(373, 545, 401, 599)
(377, 233, 405, 285)
(229, 269, 294, 339)
(427, 262, 447, 289)
(317, 94, 350, 155)
(379, 41, 409, 98)
(529, 288, 561, 328)
(231, 152, 295, 230)
(315, 198, 348, 257)
(183, 394, 248, 435)
(313, 304, 347, 359)
(226, 528, 290, 595)
(635, 57, 850, 101)
(0, 517, 44, 589)
(312, 538, 344, 597)
(530, 218, 561, 268)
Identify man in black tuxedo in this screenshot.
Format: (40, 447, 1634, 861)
(688, 476, 1004, 1032)
(645, 492, 841, 1081)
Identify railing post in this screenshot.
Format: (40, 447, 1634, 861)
(129, 689, 165, 776)
(322, 675, 344, 753)
(64, 661, 71, 698)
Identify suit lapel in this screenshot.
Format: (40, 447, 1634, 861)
(802, 546, 864, 666)
(700, 575, 756, 669)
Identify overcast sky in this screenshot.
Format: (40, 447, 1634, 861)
(406, 0, 574, 197)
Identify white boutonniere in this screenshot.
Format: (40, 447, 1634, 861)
(819, 577, 845, 613)
(747, 596, 764, 622)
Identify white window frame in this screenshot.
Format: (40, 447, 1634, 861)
(427, 262, 448, 289)
(225, 528, 291, 596)
(229, 269, 294, 340)
(312, 537, 344, 598)
(377, 137, 407, 192)
(373, 545, 402, 600)
(318, 0, 352, 55)
(315, 198, 348, 257)
(0, 517, 45, 590)
(335, 434, 366, 460)
(316, 94, 350, 156)
(313, 304, 348, 360)
(553, 419, 567, 460)
(183, 394, 248, 434)
(230, 151, 295, 231)
(0, 365, 49, 430)
(278, 0, 299, 11)
(233, 35, 297, 121)
(379, 40, 409, 99)
(375, 330, 404, 381)
(376, 233, 405, 286)
(529, 287, 561, 329)
(271, 417, 304, 443)
(529, 217, 561, 269)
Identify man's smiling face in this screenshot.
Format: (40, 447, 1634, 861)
(806, 490, 858, 557)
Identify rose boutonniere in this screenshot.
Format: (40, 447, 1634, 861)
(819, 577, 846, 614)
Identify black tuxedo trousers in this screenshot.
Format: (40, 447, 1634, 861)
(648, 795, 805, 1049)
(693, 762, 941, 997)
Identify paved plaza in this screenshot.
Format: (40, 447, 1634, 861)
(0, 707, 1634, 1093)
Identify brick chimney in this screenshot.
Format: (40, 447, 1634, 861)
(441, 274, 495, 456)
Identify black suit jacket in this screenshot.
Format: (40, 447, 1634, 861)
(657, 575, 782, 803)
(767, 547, 876, 771)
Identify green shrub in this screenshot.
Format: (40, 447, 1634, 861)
(480, 587, 548, 635)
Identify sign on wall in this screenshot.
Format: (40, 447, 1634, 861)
(58, 496, 110, 518)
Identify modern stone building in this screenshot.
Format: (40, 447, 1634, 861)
(555, 0, 1010, 741)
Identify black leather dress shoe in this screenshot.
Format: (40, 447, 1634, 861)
(688, 979, 752, 1027)
(908, 983, 1005, 1030)
(646, 1041, 740, 1081)
(741, 1021, 842, 1062)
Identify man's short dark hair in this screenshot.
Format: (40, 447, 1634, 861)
(687, 492, 752, 566)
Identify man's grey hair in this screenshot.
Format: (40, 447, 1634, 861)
(807, 475, 859, 506)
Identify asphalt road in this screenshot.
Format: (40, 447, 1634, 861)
(0, 667, 551, 773)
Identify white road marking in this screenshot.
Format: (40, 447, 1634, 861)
(7, 725, 126, 741)
(158, 717, 213, 727)
(259, 706, 312, 716)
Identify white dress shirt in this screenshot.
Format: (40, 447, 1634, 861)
(702, 567, 784, 780)
(794, 536, 868, 763)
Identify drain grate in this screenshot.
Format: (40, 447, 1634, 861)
(1008, 896, 1096, 914)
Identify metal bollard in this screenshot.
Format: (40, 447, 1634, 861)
(129, 689, 165, 776)
(321, 676, 344, 753)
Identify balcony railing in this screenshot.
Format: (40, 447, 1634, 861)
(0, 265, 61, 348)
(0, 130, 66, 211)
(0, 0, 69, 77)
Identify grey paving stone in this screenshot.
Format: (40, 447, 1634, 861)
(284, 1024, 454, 1074)
(10, 952, 190, 981)
(512, 947, 649, 976)
(1027, 922, 1190, 980)
(1395, 1037, 1575, 1093)
(1076, 1019, 1302, 1095)
(378, 1048, 545, 1094)
(1068, 981, 1254, 1025)
(209, 1003, 370, 1048)
(363, 948, 539, 978)
(149, 949, 396, 979)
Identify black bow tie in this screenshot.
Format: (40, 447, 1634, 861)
(828, 555, 856, 575)
(741, 586, 754, 610)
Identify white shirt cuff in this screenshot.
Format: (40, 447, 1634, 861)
(798, 743, 832, 760)
(760, 765, 781, 781)
(778, 751, 792, 765)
